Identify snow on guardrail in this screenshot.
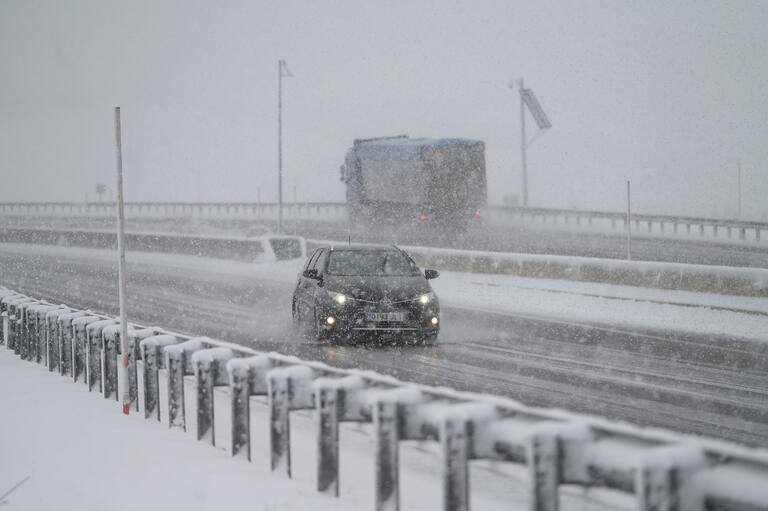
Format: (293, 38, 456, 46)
(2, 285, 768, 511)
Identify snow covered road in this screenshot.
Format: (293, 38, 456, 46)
(1, 243, 767, 448)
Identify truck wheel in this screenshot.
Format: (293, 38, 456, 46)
(420, 332, 438, 346)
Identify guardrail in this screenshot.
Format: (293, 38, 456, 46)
(0, 200, 348, 221)
(1, 201, 764, 242)
(487, 205, 767, 242)
(2, 285, 767, 511)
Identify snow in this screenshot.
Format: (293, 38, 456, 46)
(190, 346, 234, 365)
(430, 270, 768, 342)
(0, 348, 364, 511)
(2, 346, 613, 511)
(397, 243, 768, 295)
(1, 241, 767, 342)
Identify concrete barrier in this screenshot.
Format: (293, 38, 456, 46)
(306, 240, 768, 298)
(0, 227, 304, 262)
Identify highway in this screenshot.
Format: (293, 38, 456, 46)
(2, 244, 767, 448)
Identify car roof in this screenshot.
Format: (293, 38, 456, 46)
(322, 244, 400, 252)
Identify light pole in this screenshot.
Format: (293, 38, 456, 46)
(626, 180, 632, 261)
(113, 106, 131, 415)
(737, 159, 742, 219)
(277, 59, 293, 233)
(510, 77, 551, 208)
(519, 78, 528, 207)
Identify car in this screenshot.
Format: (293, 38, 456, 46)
(292, 244, 440, 344)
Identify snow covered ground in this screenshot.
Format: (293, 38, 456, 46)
(1, 242, 766, 342)
(0, 345, 629, 511)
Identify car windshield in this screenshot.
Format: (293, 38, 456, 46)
(326, 250, 419, 276)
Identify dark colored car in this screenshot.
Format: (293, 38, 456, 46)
(292, 244, 440, 343)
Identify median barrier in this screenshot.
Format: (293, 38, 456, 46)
(0, 226, 765, 297)
(0, 227, 305, 262)
(301, 240, 768, 297)
(1, 285, 767, 511)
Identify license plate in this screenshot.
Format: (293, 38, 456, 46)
(367, 312, 406, 322)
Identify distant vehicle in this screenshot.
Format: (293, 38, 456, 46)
(292, 244, 440, 343)
(340, 135, 487, 229)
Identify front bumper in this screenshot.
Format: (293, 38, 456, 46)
(317, 300, 440, 336)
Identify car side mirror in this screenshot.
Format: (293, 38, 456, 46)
(424, 269, 440, 280)
(303, 268, 319, 279)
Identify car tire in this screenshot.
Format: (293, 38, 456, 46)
(312, 308, 328, 343)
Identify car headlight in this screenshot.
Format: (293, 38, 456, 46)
(418, 293, 432, 305)
(329, 291, 348, 305)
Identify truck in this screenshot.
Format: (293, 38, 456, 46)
(340, 135, 487, 229)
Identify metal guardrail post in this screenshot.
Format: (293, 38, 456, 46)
(312, 375, 366, 496)
(57, 311, 85, 377)
(227, 355, 272, 460)
(164, 338, 206, 430)
(635, 445, 706, 511)
(192, 347, 234, 445)
(24, 303, 37, 360)
(374, 399, 400, 511)
(368, 387, 426, 511)
(45, 308, 69, 372)
(23, 304, 36, 362)
(10, 301, 28, 355)
(441, 413, 469, 511)
(71, 316, 99, 383)
(17, 302, 31, 359)
(35, 306, 52, 365)
(27, 305, 39, 363)
(139, 335, 179, 421)
(315, 381, 340, 495)
(127, 328, 158, 411)
(527, 430, 560, 511)
(1, 312, 7, 347)
(101, 324, 127, 401)
(267, 365, 315, 477)
(36, 306, 59, 366)
(438, 404, 498, 511)
(85, 319, 115, 392)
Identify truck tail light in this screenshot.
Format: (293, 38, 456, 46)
(473, 210, 481, 217)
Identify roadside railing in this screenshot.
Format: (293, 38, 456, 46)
(487, 205, 766, 242)
(2, 286, 768, 511)
(1, 201, 764, 243)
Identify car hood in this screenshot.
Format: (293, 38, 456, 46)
(323, 275, 431, 303)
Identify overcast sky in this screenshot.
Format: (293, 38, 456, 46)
(1, 0, 766, 218)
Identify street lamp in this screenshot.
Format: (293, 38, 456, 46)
(277, 59, 293, 233)
(510, 77, 551, 208)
